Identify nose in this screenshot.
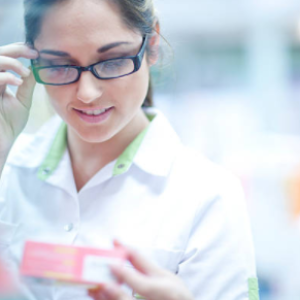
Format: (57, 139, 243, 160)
(76, 71, 103, 103)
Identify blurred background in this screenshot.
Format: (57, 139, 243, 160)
(1, 0, 300, 299)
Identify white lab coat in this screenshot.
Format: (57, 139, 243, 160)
(0, 108, 258, 300)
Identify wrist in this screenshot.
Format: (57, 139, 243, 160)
(0, 146, 12, 170)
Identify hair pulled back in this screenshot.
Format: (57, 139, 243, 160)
(24, 0, 157, 107)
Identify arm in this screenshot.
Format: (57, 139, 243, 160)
(177, 175, 259, 300)
(0, 154, 8, 179)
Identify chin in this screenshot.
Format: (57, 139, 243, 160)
(75, 126, 115, 144)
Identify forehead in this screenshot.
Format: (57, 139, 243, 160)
(35, 0, 137, 49)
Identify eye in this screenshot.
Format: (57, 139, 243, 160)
(41, 67, 72, 80)
(48, 67, 68, 74)
(41, 67, 68, 80)
(102, 60, 127, 69)
(93, 58, 134, 78)
(38, 66, 78, 84)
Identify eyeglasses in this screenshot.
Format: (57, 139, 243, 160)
(31, 35, 148, 86)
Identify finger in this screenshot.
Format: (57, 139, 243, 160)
(0, 56, 31, 77)
(88, 284, 106, 299)
(16, 68, 36, 109)
(113, 239, 162, 275)
(99, 283, 131, 300)
(0, 72, 23, 87)
(110, 264, 154, 297)
(113, 240, 124, 249)
(88, 289, 107, 300)
(0, 43, 38, 59)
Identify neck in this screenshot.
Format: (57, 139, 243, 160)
(67, 109, 149, 190)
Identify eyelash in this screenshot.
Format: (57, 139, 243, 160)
(49, 61, 74, 66)
(39, 51, 132, 67)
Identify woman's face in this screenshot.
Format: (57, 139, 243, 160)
(34, 0, 150, 143)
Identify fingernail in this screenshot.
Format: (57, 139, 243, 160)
(15, 78, 23, 86)
(113, 239, 125, 248)
(29, 49, 38, 57)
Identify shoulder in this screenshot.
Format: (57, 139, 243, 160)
(173, 146, 243, 197)
(177, 148, 254, 255)
(6, 134, 35, 163)
(167, 146, 248, 238)
(6, 115, 63, 169)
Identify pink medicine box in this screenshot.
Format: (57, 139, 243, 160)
(20, 241, 128, 287)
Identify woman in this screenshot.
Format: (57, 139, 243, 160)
(0, 0, 259, 299)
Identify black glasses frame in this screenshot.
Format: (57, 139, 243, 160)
(31, 35, 148, 86)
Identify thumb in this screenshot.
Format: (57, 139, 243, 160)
(16, 67, 36, 109)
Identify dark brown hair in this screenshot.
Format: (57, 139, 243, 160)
(24, 0, 158, 107)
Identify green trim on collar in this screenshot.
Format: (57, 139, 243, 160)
(38, 112, 154, 180)
(146, 113, 156, 122)
(113, 125, 149, 176)
(248, 277, 260, 300)
(133, 293, 145, 299)
(37, 122, 67, 181)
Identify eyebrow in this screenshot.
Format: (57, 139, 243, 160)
(38, 41, 132, 57)
(98, 41, 131, 53)
(39, 50, 71, 57)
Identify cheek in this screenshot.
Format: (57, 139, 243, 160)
(108, 63, 149, 109)
(132, 61, 150, 98)
(45, 86, 74, 113)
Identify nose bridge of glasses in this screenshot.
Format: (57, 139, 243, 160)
(77, 64, 103, 85)
(80, 65, 94, 72)
(78, 65, 99, 80)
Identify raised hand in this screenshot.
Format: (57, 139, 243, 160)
(0, 42, 38, 154)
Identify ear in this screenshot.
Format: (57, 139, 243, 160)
(148, 20, 160, 66)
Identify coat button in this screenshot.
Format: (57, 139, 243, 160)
(43, 167, 51, 175)
(64, 223, 74, 232)
(117, 164, 125, 169)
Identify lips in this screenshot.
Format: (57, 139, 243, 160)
(73, 106, 113, 114)
(73, 106, 114, 124)
(76, 108, 109, 116)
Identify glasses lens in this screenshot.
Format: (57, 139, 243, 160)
(38, 67, 78, 84)
(94, 59, 134, 78)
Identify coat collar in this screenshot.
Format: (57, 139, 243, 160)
(7, 108, 182, 179)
